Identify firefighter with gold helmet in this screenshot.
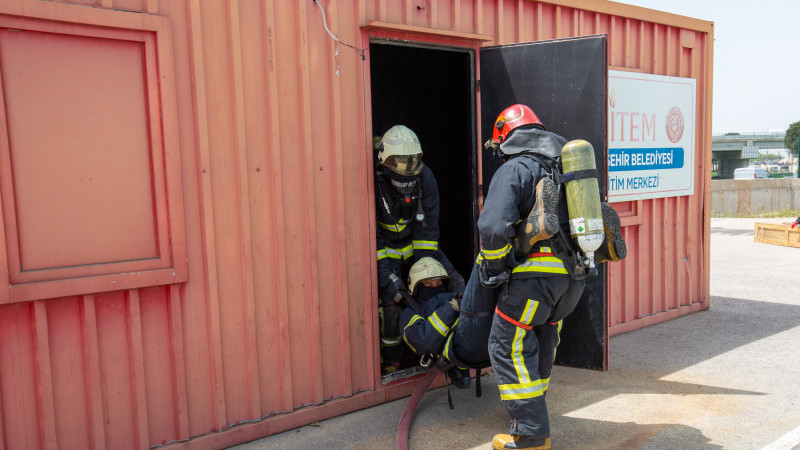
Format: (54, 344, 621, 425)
(397, 257, 471, 388)
(374, 125, 465, 374)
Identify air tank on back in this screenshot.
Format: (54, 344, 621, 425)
(561, 139, 604, 269)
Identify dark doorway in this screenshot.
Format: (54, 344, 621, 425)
(369, 42, 477, 281)
(369, 41, 477, 379)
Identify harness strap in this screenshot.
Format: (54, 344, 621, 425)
(563, 168, 599, 182)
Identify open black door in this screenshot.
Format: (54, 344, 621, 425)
(479, 35, 608, 370)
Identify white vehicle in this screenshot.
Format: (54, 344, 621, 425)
(733, 167, 771, 179)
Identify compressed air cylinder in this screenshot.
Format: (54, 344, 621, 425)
(561, 140, 604, 267)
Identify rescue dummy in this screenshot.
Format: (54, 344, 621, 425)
(374, 125, 466, 374)
(438, 104, 626, 450)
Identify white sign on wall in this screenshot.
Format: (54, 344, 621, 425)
(607, 70, 696, 202)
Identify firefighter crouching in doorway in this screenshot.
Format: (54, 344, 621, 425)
(398, 257, 471, 388)
(439, 104, 626, 450)
(374, 125, 466, 374)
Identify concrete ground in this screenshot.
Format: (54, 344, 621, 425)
(232, 217, 800, 450)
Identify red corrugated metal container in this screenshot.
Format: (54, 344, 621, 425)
(0, 0, 712, 448)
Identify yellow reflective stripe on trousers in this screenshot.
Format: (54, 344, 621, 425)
(428, 311, 450, 337)
(378, 221, 407, 233)
(481, 243, 512, 260)
(512, 299, 539, 383)
(412, 240, 439, 251)
(512, 256, 568, 274)
(402, 315, 424, 353)
(498, 378, 550, 400)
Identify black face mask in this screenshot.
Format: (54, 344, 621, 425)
(384, 169, 419, 196)
(414, 283, 447, 301)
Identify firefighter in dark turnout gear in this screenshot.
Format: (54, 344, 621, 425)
(375, 125, 465, 373)
(439, 105, 587, 449)
(487, 105, 587, 450)
(398, 257, 471, 388)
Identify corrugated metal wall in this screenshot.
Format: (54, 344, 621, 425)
(0, 0, 711, 449)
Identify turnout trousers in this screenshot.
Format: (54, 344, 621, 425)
(488, 275, 584, 439)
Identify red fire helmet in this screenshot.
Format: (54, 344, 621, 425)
(491, 104, 544, 143)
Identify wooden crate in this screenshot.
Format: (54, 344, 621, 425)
(754, 222, 800, 248)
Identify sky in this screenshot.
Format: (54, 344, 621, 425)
(619, 0, 800, 135)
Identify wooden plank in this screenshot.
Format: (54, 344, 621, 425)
(754, 222, 800, 248)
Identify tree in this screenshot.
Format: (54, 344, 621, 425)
(784, 121, 800, 150)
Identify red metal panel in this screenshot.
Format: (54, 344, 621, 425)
(0, 303, 41, 450)
(0, 0, 711, 448)
(0, 6, 187, 304)
(139, 286, 181, 445)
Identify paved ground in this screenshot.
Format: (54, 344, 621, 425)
(232, 218, 800, 450)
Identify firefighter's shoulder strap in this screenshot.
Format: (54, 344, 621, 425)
(514, 153, 590, 281)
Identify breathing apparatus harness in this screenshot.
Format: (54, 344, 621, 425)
(375, 166, 427, 228)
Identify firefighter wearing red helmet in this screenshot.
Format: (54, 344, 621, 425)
(441, 104, 586, 450)
(492, 103, 545, 142)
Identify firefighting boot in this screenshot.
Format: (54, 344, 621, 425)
(595, 201, 627, 263)
(434, 355, 471, 389)
(492, 435, 551, 450)
(514, 177, 559, 261)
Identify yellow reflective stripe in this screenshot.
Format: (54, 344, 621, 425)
(512, 256, 568, 274)
(443, 333, 467, 370)
(402, 315, 423, 353)
(511, 299, 538, 383)
(377, 249, 388, 260)
(520, 298, 539, 326)
(378, 221, 407, 233)
(404, 315, 424, 331)
(481, 244, 512, 260)
(428, 311, 450, 337)
(476, 254, 484, 264)
(384, 245, 414, 261)
(412, 240, 438, 251)
(512, 325, 529, 382)
(498, 378, 550, 400)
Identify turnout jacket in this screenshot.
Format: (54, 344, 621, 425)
(375, 165, 441, 287)
(399, 292, 458, 356)
(477, 129, 569, 279)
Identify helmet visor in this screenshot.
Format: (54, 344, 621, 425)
(382, 154, 423, 176)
